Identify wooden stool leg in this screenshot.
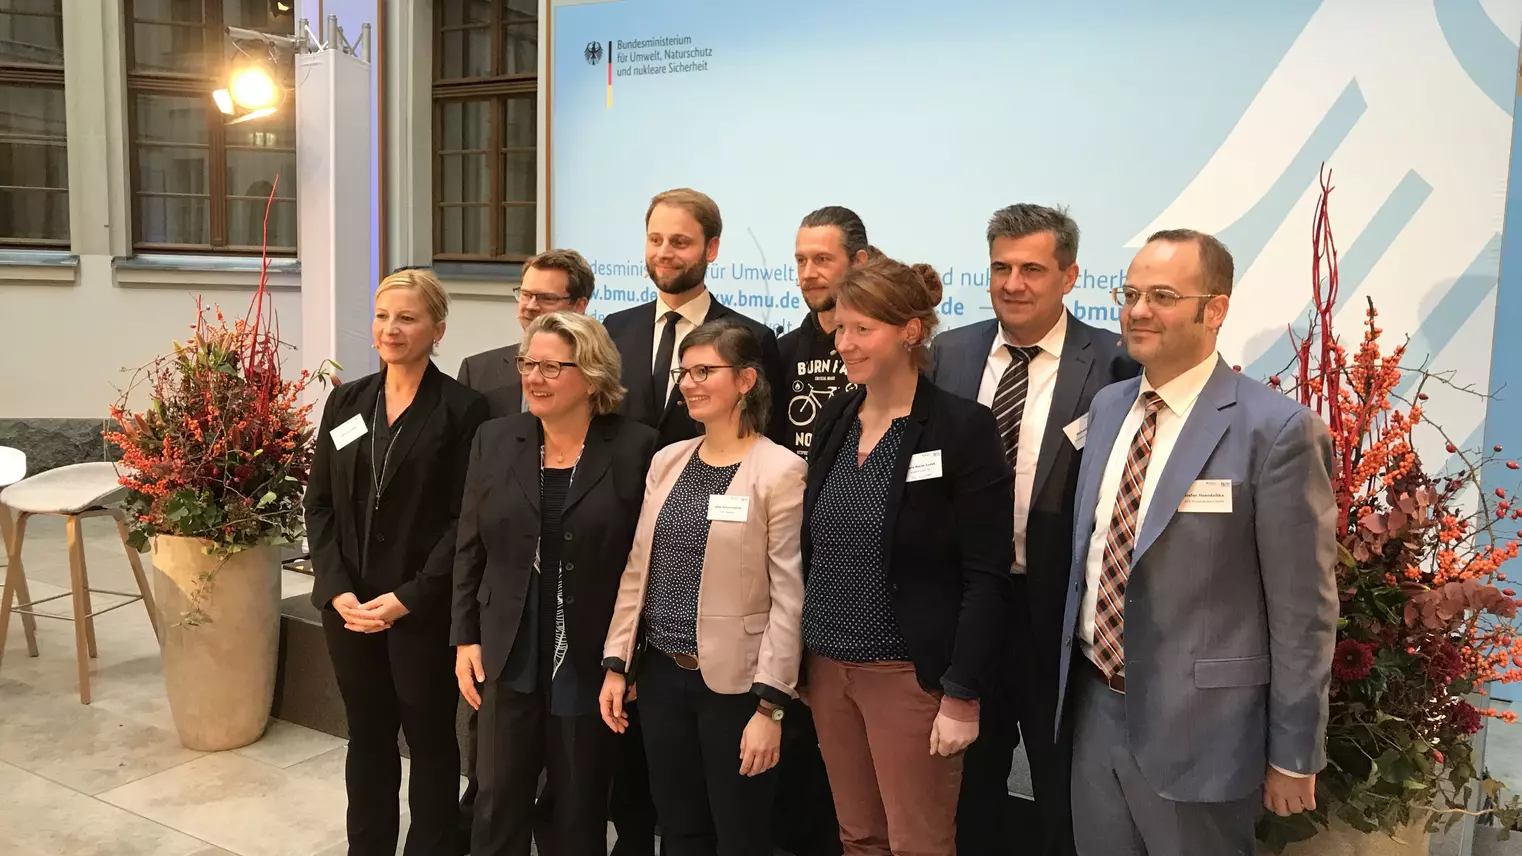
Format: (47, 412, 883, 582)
(73, 520, 97, 660)
(0, 511, 38, 667)
(66, 516, 92, 704)
(111, 510, 158, 642)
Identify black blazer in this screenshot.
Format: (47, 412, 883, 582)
(927, 313, 1139, 673)
(450, 412, 659, 681)
(457, 343, 524, 419)
(602, 293, 789, 448)
(305, 362, 489, 619)
(803, 376, 1015, 697)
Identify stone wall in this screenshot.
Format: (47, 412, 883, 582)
(0, 418, 120, 475)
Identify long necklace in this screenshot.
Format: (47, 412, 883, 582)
(370, 391, 405, 509)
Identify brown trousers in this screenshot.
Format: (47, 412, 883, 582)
(806, 655, 964, 856)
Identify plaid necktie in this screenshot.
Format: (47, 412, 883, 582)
(992, 345, 1042, 466)
(1092, 391, 1166, 677)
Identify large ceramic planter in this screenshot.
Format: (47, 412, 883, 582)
(1267, 816, 1431, 856)
(151, 535, 281, 751)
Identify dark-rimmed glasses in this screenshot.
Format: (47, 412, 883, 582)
(515, 356, 579, 379)
(1111, 286, 1218, 310)
(670, 365, 736, 384)
(513, 286, 573, 306)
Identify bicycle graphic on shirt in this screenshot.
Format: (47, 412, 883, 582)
(789, 379, 856, 427)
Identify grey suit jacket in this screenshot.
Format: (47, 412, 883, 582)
(457, 343, 524, 420)
(1054, 357, 1338, 803)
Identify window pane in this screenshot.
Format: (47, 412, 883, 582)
(503, 95, 534, 148)
(0, 188, 67, 242)
(502, 151, 534, 202)
(441, 0, 493, 27)
(0, 3, 64, 66)
(134, 93, 208, 144)
(440, 205, 490, 255)
(503, 0, 535, 24)
(132, 21, 206, 73)
(135, 146, 207, 194)
(440, 153, 490, 203)
(0, 83, 66, 144)
(224, 0, 293, 30)
(139, 195, 210, 245)
(440, 100, 490, 151)
(501, 22, 535, 75)
(440, 26, 492, 80)
(227, 149, 295, 198)
(502, 204, 533, 257)
(227, 198, 295, 249)
(130, 0, 206, 23)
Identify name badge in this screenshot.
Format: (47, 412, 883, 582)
(1179, 479, 1232, 513)
(707, 494, 750, 523)
(1063, 414, 1088, 450)
(330, 414, 369, 450)
(906, 450, 943, 482)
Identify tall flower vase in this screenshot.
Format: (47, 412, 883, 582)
(1265, 817, 1431, 856)
(151, 535, 281, 751)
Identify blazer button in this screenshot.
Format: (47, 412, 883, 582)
(565, 594, 576, 605)
(889, 583, 900, 594)
(564, 561, 575, 572)
(374, 531, 386, 543)
(563, 531, 573, 541)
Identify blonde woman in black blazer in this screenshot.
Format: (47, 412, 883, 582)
(304, 269, 489, 856)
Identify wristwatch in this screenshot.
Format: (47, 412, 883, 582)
(757, 700, 785, 722)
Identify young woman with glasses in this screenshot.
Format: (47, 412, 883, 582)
(601, 318, 807, 856)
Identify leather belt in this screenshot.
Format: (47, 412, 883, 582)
(666, 651, 700, 671)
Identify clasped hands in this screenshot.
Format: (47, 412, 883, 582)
(331, 591, 409, 633)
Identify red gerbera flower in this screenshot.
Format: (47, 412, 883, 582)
(1332, 639, 1376, 682)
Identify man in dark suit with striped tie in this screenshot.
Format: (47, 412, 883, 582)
(928, 204, 1138, 856)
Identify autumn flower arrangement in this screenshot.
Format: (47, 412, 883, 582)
(105, 183, 336, 625)
(1257, 169, 1522, 851)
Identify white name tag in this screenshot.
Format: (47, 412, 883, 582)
(1063, 415, 1088, 450)
(707, 494, 750, 522)
(1179, 479, 1232, 513)
(906, 450, 943, 482)
(330, 414, 369, 450)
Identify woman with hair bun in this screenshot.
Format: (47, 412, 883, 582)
(800, 256, 1014, 856)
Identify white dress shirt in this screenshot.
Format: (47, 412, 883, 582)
(1077, 351, 1217, 666)
(651, 288, 712, 404)
(975, 315, 1067, 573)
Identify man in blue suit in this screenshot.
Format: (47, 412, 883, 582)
(1056, 229, 1337, 855)
(929, 204, 1137, 856)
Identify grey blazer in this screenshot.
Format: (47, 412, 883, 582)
(1054, 357, 1338, 803)
(457, 343, 524, 420)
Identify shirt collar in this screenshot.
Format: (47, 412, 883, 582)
(1141, 351, 1219, 415)
(990, 312, 1068, 359)
(656, 288, 712, 328)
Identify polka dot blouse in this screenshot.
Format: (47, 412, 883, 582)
(803, 416, 912, 662)
(642, 452, 741, 658)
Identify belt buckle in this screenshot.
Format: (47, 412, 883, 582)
(670, 652, 700, 671)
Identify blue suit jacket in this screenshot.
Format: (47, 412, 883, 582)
(1054, 357, 1338, 802)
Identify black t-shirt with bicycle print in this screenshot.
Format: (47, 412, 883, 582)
(777, 313, 853, 460)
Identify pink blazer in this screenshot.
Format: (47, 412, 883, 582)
(603, 435, 806, 696)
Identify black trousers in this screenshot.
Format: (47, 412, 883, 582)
(639, 652, 777, 856)
(610, 702, 660, 856)
(957, 576, 1075, 856)
(322, 609, 460, 856)
(472, 677, 617, 856)
(770, 699, 841, 856)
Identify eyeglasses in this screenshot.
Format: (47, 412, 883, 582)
(513, 287, 573, 306)
(1111, 286, 1218, 309)
(515, 356, 579, 379)
(670, 365, 736, 384)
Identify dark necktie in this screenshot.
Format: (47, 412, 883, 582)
(992, 344, 1042, 466)
(652, 310, 681, 412)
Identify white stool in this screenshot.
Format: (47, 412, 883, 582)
(0, 462, 159, 704)
(0, 447, 33, 657)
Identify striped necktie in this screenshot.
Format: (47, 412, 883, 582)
(1092, 391, 1167, 678)
(992, 345, 1042, 466)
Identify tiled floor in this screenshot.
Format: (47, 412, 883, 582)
(0, 514, 427, 856)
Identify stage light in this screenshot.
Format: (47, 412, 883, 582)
(212, 88, 234, 115)
(229, 66, 280, 111)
